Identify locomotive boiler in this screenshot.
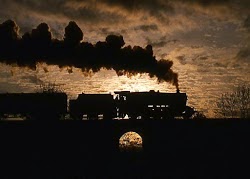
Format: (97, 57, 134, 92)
(114, 90, 193, 119)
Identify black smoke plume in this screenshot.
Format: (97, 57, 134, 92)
(0, 20, 179, 89)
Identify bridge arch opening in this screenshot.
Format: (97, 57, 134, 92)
(119, 131, 143, 152)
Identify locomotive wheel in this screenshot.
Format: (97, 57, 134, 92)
(70, 113, 83, 120)
(0, 114, 4, 120)
(129, 112, 138, 120)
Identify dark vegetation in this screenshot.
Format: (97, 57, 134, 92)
(36, 82, 64, 94)
(216, 84, 250, 118)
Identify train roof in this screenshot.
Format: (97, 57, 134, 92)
(0, 92, 66, 95)
(0, 92, 67, 98)
(77, 93, 113, 100)
(79, 93, 112, 96)
(114, 90, 186, 95)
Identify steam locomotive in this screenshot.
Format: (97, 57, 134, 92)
(0, 90, 195, 120)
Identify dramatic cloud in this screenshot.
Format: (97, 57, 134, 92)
(0, 20, 179, 89)
(2, 0, 248, 28)
(236, 15, 250, 61)
(0, 19, 19, 41)
(64, 21, 83, 47)
(236, 48, 250, 61)
(0, 0, 249, 117)
(244, 16, 250, 31)
(136, 24, 159, 32)
(146, 36, 179, 48)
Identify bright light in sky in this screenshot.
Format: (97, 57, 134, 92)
(0, 0, 249, 118)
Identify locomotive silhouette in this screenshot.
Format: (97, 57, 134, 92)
(0, 90, 195, 120)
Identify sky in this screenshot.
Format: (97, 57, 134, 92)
(0, 0, 249, 118)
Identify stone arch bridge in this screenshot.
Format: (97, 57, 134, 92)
(1, 119, 250, 178)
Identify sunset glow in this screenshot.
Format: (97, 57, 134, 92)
(0, 0, 249, 118)
(119, 131, 143, 151)
(1, 2, 250, 178)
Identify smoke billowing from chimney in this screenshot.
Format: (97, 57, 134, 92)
(0, 20, 179, 89)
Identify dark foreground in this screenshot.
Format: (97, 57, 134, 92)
(0, 119, 250, 179)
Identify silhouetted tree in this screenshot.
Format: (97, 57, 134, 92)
(191, 111, 207, 119)
(36, 82, 64, 93)
(216, 84, 250, 118)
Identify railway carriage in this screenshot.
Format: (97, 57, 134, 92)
(0, 93, 67, 120)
